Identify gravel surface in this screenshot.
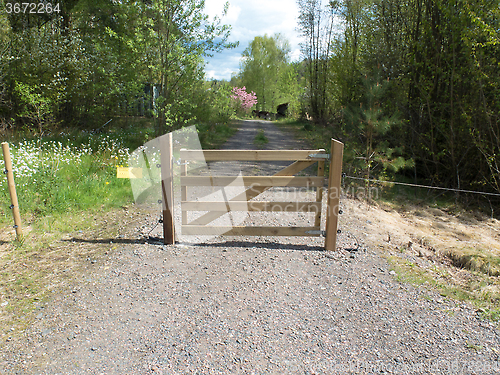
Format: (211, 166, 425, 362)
(2, 120, 500, 374)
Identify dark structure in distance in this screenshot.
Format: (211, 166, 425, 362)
(251, 103, 288, 121)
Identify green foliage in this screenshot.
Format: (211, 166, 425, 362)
(0, 135, 132, 224)
(14, 82, 53, 133)
(297, 0, 339, 120)
(141, 0, 237, 135)
(294, 0, 500, 204)
(343, 75, 414, 182)
(0, 0, 237, 132)
(240, 34, 298, 113)
(196, 122, 238, 149)
(253, 129, 269, 148)
(190, 80, 235, 125)
(277, 63, 302, 117)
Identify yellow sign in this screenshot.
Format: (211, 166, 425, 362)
(116, 167, 142, 179)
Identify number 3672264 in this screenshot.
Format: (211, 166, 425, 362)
(6, 3, 61, 14)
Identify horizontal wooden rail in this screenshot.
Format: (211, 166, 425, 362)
(181, 226, 321, 236)
(180, 149, 325, 161)
(180, 176, 325, 187)
(184, 161, 315, 226)
(181, 201, 322, 212)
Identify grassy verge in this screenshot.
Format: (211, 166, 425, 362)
(196, 121, 238, 149)
(0, 207, 142, 341)
(0, 119, 238, 340)
(0, 135, 133, 224)
(253, 128, 268, 148)
(0, 120, 238, 225)
(0, 130, 136, 341)
(274, 118, 333, 151)
(387, 254, 500, 322)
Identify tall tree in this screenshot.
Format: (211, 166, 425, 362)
(142, 0, 236, 134)
(71, 0, 146, 124)
(240, 34, 295, 112)
(297, 0, 338, 121)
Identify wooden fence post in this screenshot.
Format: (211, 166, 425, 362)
(1, 142, 23, 240)
(160, 133, 174, 244)
(325, 139, 344, 251)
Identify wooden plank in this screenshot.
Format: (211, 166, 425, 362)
(187, 160, 315, 226)
(181, 226, 321, 236)
(180, 149, 325, 161)
(181, 176, 325, 187)
(181, 201, 322, 212)
(181, 162, 187, 225)
(160, 133, 175, 245)
(315, 160, 325, 227)
(325, 139, 344, 251)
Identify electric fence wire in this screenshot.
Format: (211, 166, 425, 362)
(342, 230, 362, 253)
(338, 173, 500, 254)
(143, 215, 163, 243)
(344, 175, 500, 197)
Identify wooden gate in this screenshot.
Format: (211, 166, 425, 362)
(161, 138, 344, 251)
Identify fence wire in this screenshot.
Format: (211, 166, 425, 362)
(344, 175, 500, 198)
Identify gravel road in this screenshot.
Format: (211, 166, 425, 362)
(2, 120, 500, 374)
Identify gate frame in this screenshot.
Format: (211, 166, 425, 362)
(161, 138, 344, 251)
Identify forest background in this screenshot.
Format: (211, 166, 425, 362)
(1, 0, 499, 206)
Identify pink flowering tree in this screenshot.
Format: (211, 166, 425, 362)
(230, 86, 257, 115)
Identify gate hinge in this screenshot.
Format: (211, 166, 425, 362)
(308, 153, 330, 160)
(305, 230, 326, 236)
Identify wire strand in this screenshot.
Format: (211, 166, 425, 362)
(146, 216, 162, 237)
(344, 175, 500, 197)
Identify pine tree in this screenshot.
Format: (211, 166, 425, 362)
(344, 74, 414, 190)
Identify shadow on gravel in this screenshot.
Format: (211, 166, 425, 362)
(189, 240, 325, 252)
(62, 238, 327, 252)
(62, 237, 146, 245)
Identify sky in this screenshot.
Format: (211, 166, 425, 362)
(203, 0, 302, 81)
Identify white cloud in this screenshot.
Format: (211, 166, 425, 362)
(204, 0, 302, 80)
(204, 0, 241, 25)
(226, 3, 242, 23)
(205, 49, 243, 80)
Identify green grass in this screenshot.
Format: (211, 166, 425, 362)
(274, 118, 333, 151)
(196, 122, 238, 149)
(0, 119, 238, 226)
(388, 254, 500, 324)
(466, 341, 484, 351)
(445, 247, 500, 277)
(253, 129, 268, 148)
(0, 138, 133, 226)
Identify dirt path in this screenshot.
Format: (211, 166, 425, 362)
(2, 120, 500, 374)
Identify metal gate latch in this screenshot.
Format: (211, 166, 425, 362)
(308, 153, 330, 160)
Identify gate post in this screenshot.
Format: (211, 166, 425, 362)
(325, 139, 344, 251)
(2, 143, 23, 240)
(160, 133, 175, 244)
